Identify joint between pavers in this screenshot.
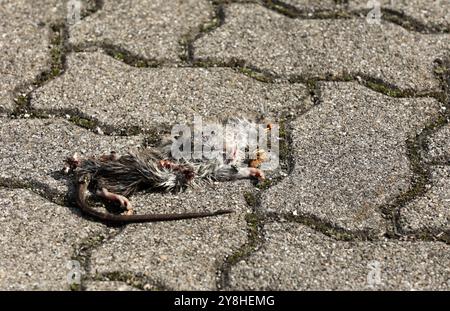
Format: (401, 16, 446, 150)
(261, 0, 448, 34)
(265, 211, 377, 241)
(216, 211, 266, 290)
(92, 271, 172, 291)
(397, 230, 450, 245)
(70, 227, 124, 291)
(11, 18, 69, 117)
(216, 121, 296, 289)
(69, 43, 162, 68)
(81, 0, 105, 20)
(188, 57, 445, 101)
(179, 2, 225, 65)
(385, 57, 450, 240)
(0, 177, 66, 206)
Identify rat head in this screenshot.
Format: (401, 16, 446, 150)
(63, 152, 81, 174)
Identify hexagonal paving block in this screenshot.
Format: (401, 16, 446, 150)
(348, 0, 450, 32)
(400, 165, 449, 233)
(84, 281, 141, 291)
(31, 52, 312, 130)
(89, 181, 253, 290)
(281, 0, 339, 12)
(260, 82, 441, 234)
(69, 0, 214, 62)
(229, 222, 450, 290)
(0, 0, 63, 112)
(425, 123, 450, 164)
(0, 118, 143, 201)
(193, 3, 448, 92)
(0, 188, 105, 290)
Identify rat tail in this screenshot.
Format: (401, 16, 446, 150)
(76, 177, 233, 224)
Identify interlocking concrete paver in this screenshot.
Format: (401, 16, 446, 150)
(0, 188, 104, 290)
(349, 0, 450, 31)
(31, 52, 312, 130)
(260, 82, 441, 234)
(69, 0, 214, 62)
(89, 181, 251, 290)
(193, 3, 448, 92)
(0, 118, 143, 200)
(0, 0, 62, 112)
(400, 166, 449, 232)
(1, 0, 449, 291)
(229, 222, 450, 290)
(425, 124, 450, 164)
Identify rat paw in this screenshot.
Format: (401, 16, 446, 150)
(121, 209, 134, 216)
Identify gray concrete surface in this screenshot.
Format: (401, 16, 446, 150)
(89, 181, 252, 290)
(31, 52, 312, 130)
(229, 222, 450, 290)
(69, 0, 214, 62)
(0, 0, 62, 112)
(0, 0, 448, 290)
(400, 166, 449, 232)
(425, 123, 450, 164)
(260, 82, 441, 235)
(193, 3, 448, 92)
(0, 188, 105, 290)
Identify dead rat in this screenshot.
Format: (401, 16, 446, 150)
(64, 119, 269, 224)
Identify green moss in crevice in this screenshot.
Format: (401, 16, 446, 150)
(222, 213, 262, 264)
(238, 67, 274, 83)
(135, 60, 147, 68)
(264, 0, 299, 18)
(69, 115, 97, 130)
(255, 178, 274, 190)
(243, 191, 257, 208)
(200, 17, 221, 33)
(102, 46, 160, 68)
(267, 212, 369, 241)
(217, 212, 264, 289)
(41, 24, 65, 82)
(364, 80, 406, 97)
(434, 65, 447, 75)
(69, 283, 81, 291)
(94, 271, 168, 291)
(277, 120, 293, 173)
(245, 213, 262, 240)
(113, 52, 124, 61)
(117, 125, 141, 136)
(14, 94, 29, 109)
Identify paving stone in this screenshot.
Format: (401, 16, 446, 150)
(400, 166, 449, 232)
(89, 181, 253, 290)
(0, 118, 143, 201)
(193, 3, 448, 92)
(84, 281, 141, 291)
(260, 82, 441, 234)
(281, 0, 339, 12)
(69, 0, 214, 62)
(0, 188, 105, 290)
(425, 123, 450, 164)
(349, 0, 450, 31)
(0, 0, 63, 112)
(2, 0, 449, 292)
(31, 52, 312, 130)
(229, 222, 450, 290)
